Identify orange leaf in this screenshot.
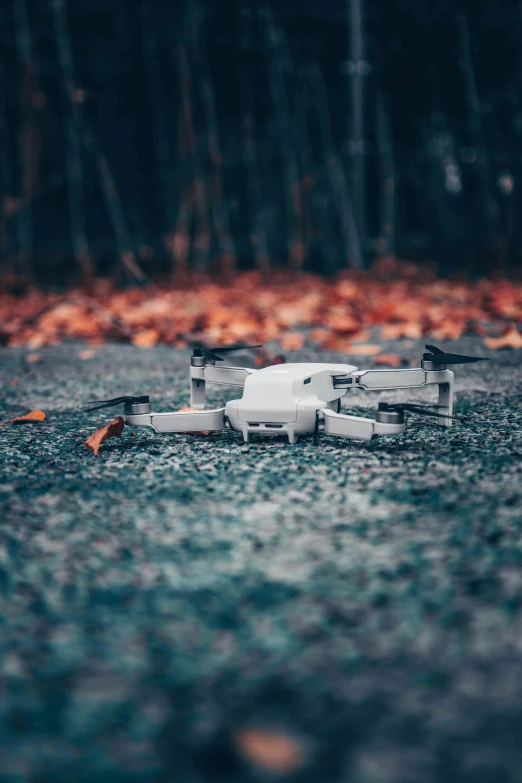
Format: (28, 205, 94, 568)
(308, 328, 330, 344)
(430, 322, 465, 341)
(27, 334, 45, 350)
(325, 313, 360, 334)
(348, 344, 382, 356)
(79, 349, 96, 360)
(234, 728, 304, 774)
(380, 323, 422, 340)
(280, 333, 305, 351)
(374, 353, 404, 367)
(485, 324, 522, 350)
(26, 353, 42, 363)
(350, 330, 371, 344)
(85, 416, 125, 456)
(11, 409, 46, 424)
(255, 349, 285, 367)
(132, 328, 159, 347)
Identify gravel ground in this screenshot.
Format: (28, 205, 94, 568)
(0, 338, 521, 783)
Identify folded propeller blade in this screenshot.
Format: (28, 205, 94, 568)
(192, 343, 264, 362)
(379, 402, 456, 421)
(424, 344, 487, 365)
(85, 395, 150, 412)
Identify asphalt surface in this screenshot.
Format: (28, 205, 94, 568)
(1, 338, 521, 783)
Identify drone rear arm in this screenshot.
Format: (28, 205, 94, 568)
(125, 407, 228, 433)
(190, 364, 257, 409)
(321, 409, 406, 441)
(347, 367, 454, 427)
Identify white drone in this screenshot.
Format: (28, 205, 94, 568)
(86, 343, 486, 443)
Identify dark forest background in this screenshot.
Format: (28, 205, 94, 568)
(1, 0, 522, 283)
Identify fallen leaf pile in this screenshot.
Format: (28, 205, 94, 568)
(85, 416, 125, 456)
(0, 265, 521, 353)
(11, 410, 46, 424)
(234, 727, 305, 774)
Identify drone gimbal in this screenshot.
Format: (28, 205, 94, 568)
(86, 344, 485, 444)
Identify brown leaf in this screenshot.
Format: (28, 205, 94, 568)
(26, 353, 42, 363)
(350, 330, 371, 344)
(132, 328, 159, 347)
(11, 409, 46, 424)
(85, 416, 125, 456)
(325, 312, 360, 334)
(255, 348, 285, 367)
(308, 328, 330, 345)
(485, 324, 522, 350)
(348, 344, 382, 356)
(430, 322, 465, 341)
(280, 333, 305, 351)
(79, 349, 96, 360)
(380, 323, 422, 340)
(27, 334, 45, 350)
(374, 353, 404, 367)
(234, 727, 304, 774)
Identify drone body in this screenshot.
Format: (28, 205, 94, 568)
(223, 362, 407, 443)
(81, 343, 486, 445)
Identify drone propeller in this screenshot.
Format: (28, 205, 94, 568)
(192, 342, 264, 362)
(378, 402, 457, 421)
(85, 395, 150, 412)
(423, 344, 488, 365)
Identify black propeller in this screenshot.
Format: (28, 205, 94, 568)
(423, 344, 488, 365)
(378, 402, 457, 421)
(191, 343, 264, 362)
(85, 395, 150, 412)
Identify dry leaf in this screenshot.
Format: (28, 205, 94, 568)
(319, 335, 352, 351)
(350, 330, 371, 344)
(430, 322, 465, 341)
(26, 353, 42, 363)
(132, 328, 159, 347)
(11, 410, 46, 424)
(280, 333, 305, 351)
(308, 328, 330, 344)
(255, 348, 285, 367)
(79, 349, 96, 360)
(326, 313, 360, 334)
(485, 324, 522, 350)
(374, 353, 404, 367)
(85, 416, 124, 456)
(348, 344, 382, 356)
(380, 323, 423, 340)
(27, 334, 45, 350)
(234, 727, 304, 774)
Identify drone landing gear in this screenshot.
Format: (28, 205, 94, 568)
(237, 423, 299, 444)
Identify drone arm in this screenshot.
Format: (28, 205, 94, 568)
(190, 365, 257, 409)
(322, 409, 406, 440)
(354, 367, 454, 427)
(125, 407, 228, 433)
